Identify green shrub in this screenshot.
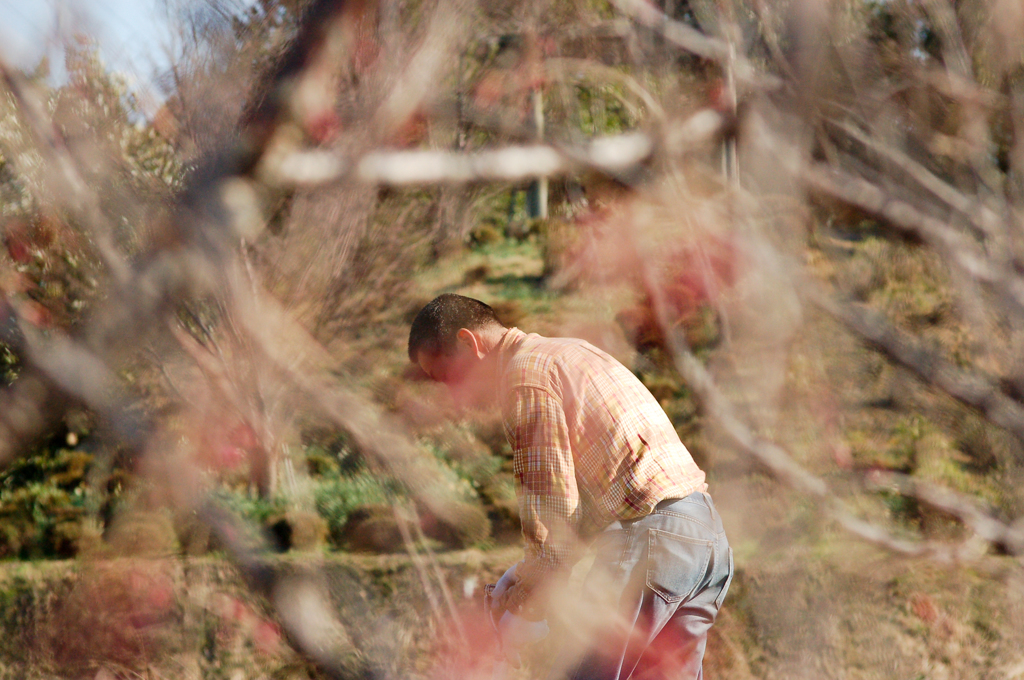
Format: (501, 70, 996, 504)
(0, 447, 101, 560)
(314, 473, 394, 547)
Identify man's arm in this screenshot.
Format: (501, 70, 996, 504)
(498, 385, 579, 620)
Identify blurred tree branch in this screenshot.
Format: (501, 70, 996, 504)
(658, 295, 1024, 559)
(1, 0, 1024, 675)
(264, 132, 656, 186)
(808, 288, 1024, 448)
(802, 164, 1024, 315)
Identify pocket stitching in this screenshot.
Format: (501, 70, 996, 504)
(646, 529, 712, 603)
(653, 511, 715, 533)
(714, 546, 734, 609)
(619, 523, 633, 565)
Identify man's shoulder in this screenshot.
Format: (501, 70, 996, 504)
(507, 333, 592, 366)
(500, 333, 574, 386)
(503, 333, 620, 391)
(505, 334, 556, 373)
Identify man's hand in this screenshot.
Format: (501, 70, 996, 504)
(497, 611, 549, 668)
(487, 561, 522, 628)
(484, 562, 548, 667)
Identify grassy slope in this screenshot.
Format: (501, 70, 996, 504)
(2, 236, 1024, 679)
(397, 234, 1024, 680)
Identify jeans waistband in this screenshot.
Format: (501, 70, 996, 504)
(605, 490, 707, 531)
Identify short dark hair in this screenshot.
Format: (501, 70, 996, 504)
(408, 294, 505, 362)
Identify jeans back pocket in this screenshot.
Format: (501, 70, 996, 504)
(714, 545, 734, 609)
(645, 528, 712, 603)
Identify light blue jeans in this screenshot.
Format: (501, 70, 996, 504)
(570, 491, 733, 680)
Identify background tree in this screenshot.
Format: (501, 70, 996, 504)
(1, 0, 1024, 678)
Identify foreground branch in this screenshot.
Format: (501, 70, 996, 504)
(0, 1, 387, 676)
(826, 120, 1003, 240)
(609, 0, 730, 63)
(867, 471, 1024, 554)
(227, 265, 477, 532)
(264, 132, 657, 187)
(808, 289, 1024, 447)
(0, 66, 131, 284)
(200, 502, 375, 680)
(803, 164, 1024, 315)
(644, 264, 1022, 559)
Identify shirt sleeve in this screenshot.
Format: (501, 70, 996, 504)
(499, 385, 578, 620)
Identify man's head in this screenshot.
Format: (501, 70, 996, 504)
(408, 294, 507, 409)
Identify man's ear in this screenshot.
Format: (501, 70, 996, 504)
(456, 328, 485, 358)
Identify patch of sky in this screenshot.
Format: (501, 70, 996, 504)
(0, 0, 258, 115)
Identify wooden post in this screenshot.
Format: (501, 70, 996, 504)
(527, 88, 548, 219)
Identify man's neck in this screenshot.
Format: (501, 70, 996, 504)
(477, 325, 509, 355)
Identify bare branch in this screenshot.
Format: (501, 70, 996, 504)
(668, 329, 1015, 559)
(226, 265, 477, 532)
(664, 109, 727, 155)
(806, 288, 1024, 447)
(394, 504, 452, 638)
(375, 0, 469, 140)
(640, 253, 1021, 560)
(544, 58, 667, 123)
(0, 65, 131, 283)
(199, 502, 375, 680)
(826, 119, 1003, 240)
(263, 133, 655, 187)
(608, 0, 731, 63)
(919, 0, 973, 81)
(0, 2, 391, 676)
(867, 471, 1024, 554)
(829, 508, 984, 561)
(802, 163, 1024, 314)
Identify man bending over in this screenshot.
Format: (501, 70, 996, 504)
(408, 293, 733, 680)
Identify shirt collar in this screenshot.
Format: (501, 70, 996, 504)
(493, 326, 527, 384)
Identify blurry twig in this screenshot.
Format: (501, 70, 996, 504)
(394, 504, 449, 636)
(828, 509, 985, 561)
(609, 0, 773, 89)
(0, 65, 131, 284)
(226, 265, 473, 530)
(644, 260, 1020, 559)
(409, 504, 468, 644)
(544, 58, 666, 123)
(376, 0, 469, 139)
(664, 109, 727, 155)
(669, 329, 1010, 559)
(866, 471, 1024, 555)
(0, 1, 390, 676)
(825, 119, 1003, 239)
(200, 501, 373, 680)
(608, 0, 731, 63)
(264, 133, 655, 187)
(919, 0, 973, 82)
(807, 288, 1024, 448)
(146, 347, 185, 402)
(802, 164, 1024, 314)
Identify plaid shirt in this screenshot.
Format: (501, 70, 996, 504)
(495, 328, 706, 617)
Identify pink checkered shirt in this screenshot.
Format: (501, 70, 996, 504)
(495, 328, 706, 617)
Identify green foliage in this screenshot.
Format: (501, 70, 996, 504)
(314, 472, 394, 547)
(468, 188, 526, 246)
(575, 83, 636, 135)
(879, 489, 921, 527)
(0, 343, 17, 387)
(214, 488, 289, 529)
(0, 447, 100, 560)
(302, 426, 504, 551)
